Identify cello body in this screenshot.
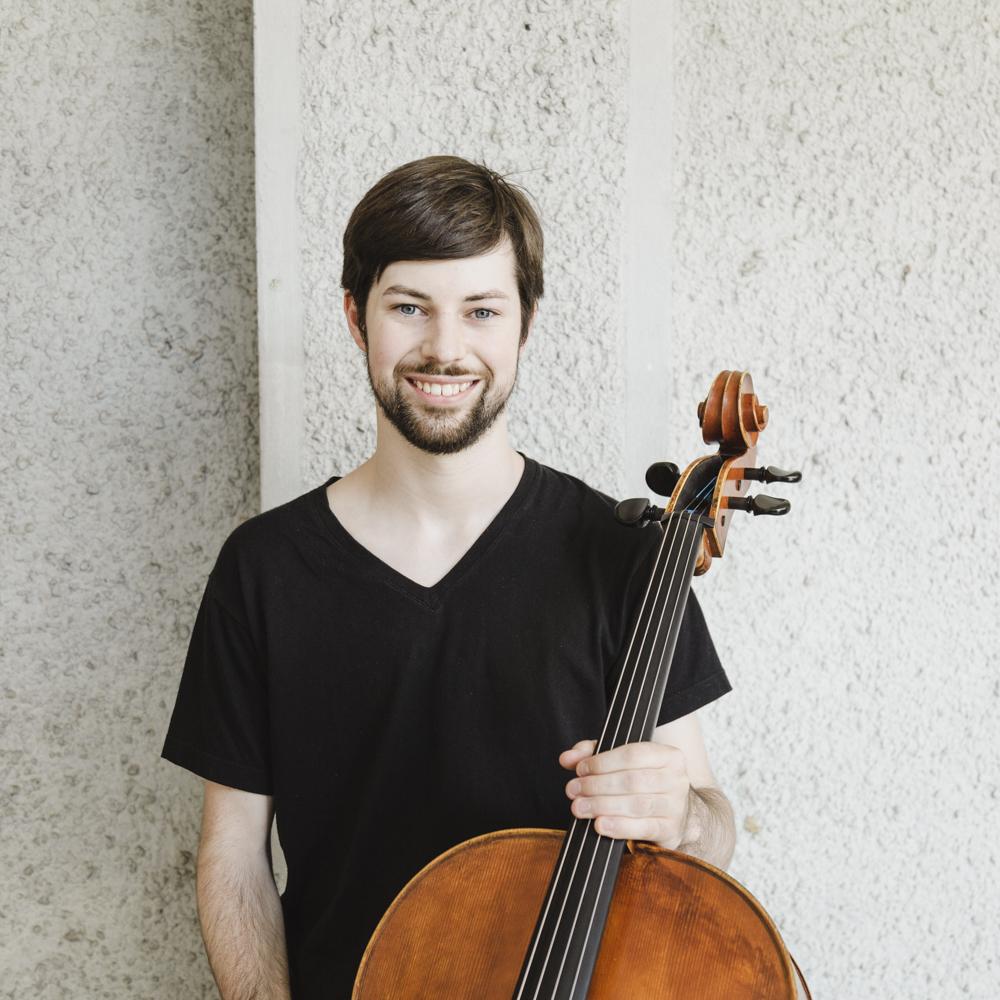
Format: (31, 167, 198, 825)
(353, 829, 810, 999)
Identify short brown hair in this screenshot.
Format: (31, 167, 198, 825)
(341, 155, 544, 344)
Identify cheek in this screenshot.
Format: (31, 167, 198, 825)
(367, 341, 408, 377)
(488, 344, 520, 379)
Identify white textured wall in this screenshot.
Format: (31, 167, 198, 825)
(7, 0, 993, 996)
(673, 1, 999, 997)
(1, 1, 258, 997)
(296, 0, 637, 498)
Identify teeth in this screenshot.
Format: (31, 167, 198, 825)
(414, 380, 475, 397)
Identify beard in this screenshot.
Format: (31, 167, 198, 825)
(367, 358, 518, 456)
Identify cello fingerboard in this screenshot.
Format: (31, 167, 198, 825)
(512, 513, 704, 1000)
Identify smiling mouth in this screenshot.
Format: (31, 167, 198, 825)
(405, 377, 481, 400)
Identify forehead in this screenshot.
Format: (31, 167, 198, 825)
(375, 239, 518, 299)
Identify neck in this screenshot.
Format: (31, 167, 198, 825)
(357, 410, 524, 527)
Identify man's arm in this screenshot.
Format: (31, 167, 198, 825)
(197, 781, 291, 1000)
(652, 710, 736, 869)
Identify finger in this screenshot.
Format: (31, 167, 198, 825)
(559, 739, 596, 770)
(566, 767, 681, 799)
(576, 740, 684, 777)
(591, 814, 681, 846)
(570, 793, 678, 821)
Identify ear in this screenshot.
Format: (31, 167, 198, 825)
(343, 291, 367, 352)
(518, 303, 538, 357)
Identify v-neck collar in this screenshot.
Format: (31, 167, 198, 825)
(310, 453, 539, 610)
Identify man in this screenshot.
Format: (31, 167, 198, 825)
(161, 155, 735, 1000)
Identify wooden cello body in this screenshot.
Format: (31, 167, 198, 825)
(353, 829, 810, 998)
(353, 372, 811, 999)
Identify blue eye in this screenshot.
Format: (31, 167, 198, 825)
(472, 308, 496, 320)
(396, 303, 420, 316)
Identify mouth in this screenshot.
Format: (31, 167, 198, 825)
(404, 376, 482, 403)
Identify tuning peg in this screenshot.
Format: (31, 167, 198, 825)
(614, 497, 666, 527)
(645, 462, 681, 497)
(742, 466, 801, 484)
(726, 494, 791, 516)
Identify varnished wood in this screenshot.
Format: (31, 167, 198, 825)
(698, 370, 766, 453)
(667, 370, 773, 574)
(353, 829, 806, 999)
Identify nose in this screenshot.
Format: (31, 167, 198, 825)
(420, 315, 466, 366)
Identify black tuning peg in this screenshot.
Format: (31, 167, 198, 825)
(614, 497, 666, 527)
(726, 494, 791, 517)
(742, 466, 801, 484)
(645, 462, 681, 497)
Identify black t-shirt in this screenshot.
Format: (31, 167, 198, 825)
(160, 455, 731, 999)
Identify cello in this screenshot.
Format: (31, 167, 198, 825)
(352, 370, 811, 999)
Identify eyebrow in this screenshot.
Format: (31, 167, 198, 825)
(381, 284, 510, 302)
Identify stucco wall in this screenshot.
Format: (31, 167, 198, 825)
(673, 1, 999, 996)
(296, 0, 636, 498)
(1, 1, 258, 996)
(6, 0, 996, 997)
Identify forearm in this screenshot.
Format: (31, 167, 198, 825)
(674, 785, 736, 870)
(196, 842, 292, 1000)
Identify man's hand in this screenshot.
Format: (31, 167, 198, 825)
(559, 739, 696, 851)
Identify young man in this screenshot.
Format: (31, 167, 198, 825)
(161, 155, 735, 1000)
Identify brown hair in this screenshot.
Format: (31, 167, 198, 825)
(341, 155, 544, 345)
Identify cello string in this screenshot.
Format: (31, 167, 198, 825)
(534, 482, 716, 1000)
(617, 513, 702, 751)
(555, 487, 713, 998)
(606, 500, 707, 751)
(562, 494, 710, 998)
(514, 485, 686, 1000)
(517, 484, 703, 1000)
(520, 478, 717, 999)
(556, 494, 712, 998)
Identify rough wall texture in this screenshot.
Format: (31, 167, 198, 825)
(8, 0, 995, 995)
(298, 0, 634, 498)
(1, 1, 258, 996)
(673, 1, 999, 996)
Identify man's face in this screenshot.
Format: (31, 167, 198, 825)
(348, 239, 530, 455)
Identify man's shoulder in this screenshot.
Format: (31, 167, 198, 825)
(530, 458, 623, 520)
(526, 457, 662, 582)
(528, 458, 659, 551)
(209, 479, 327, 582)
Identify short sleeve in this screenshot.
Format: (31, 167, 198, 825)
(160, 560, 272, 795)
(656, 588, 731, 726)
(614, 523, 731, 729)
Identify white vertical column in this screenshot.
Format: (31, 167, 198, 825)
(255, 0, 305, 512)
(624, 0, 673, 493)
(254, 0, 303, 885)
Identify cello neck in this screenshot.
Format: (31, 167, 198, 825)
(599, 510, 705, 753)
(512, 511, 706, 1000)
